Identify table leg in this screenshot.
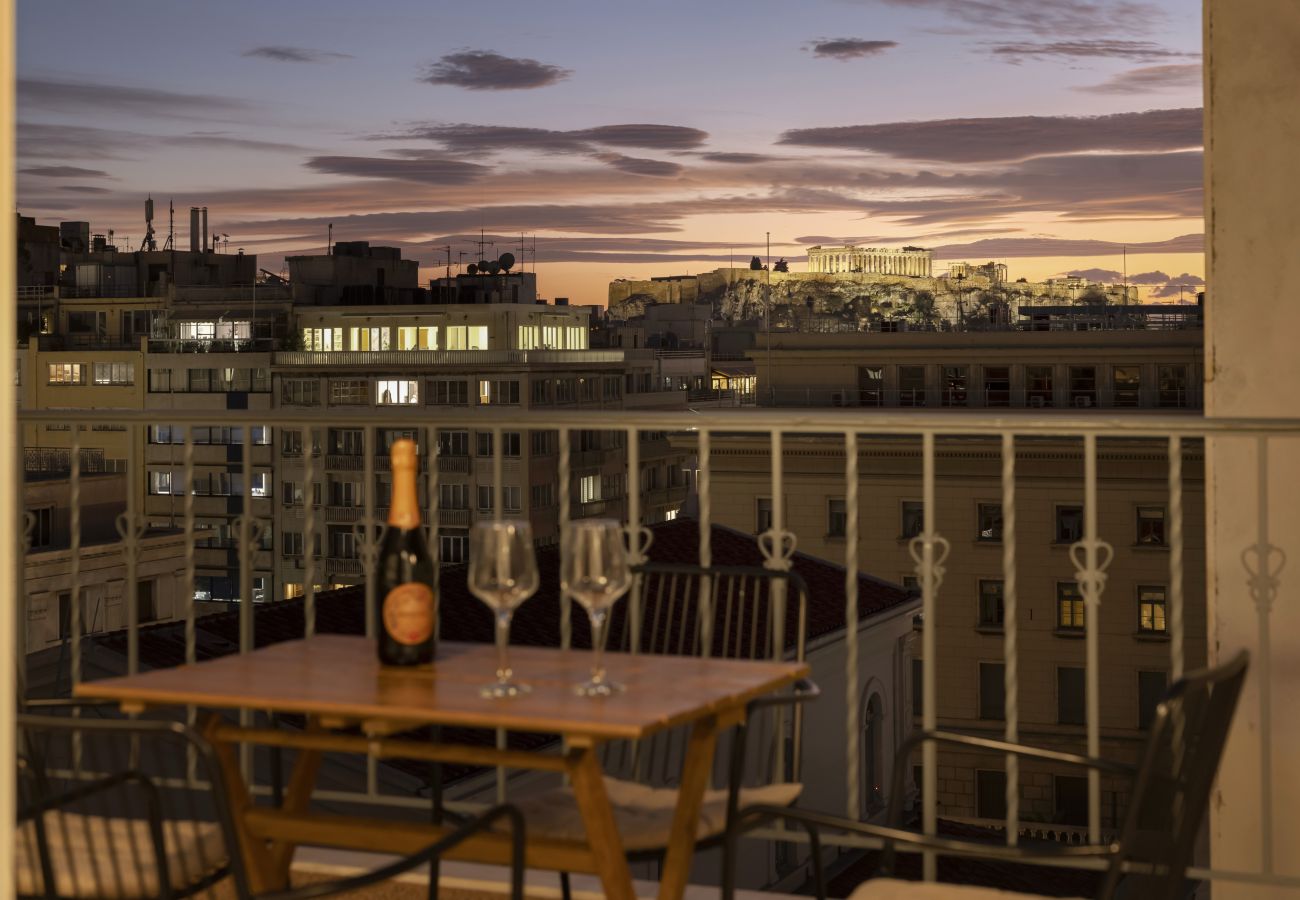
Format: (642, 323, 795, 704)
(566, 739, 636, 900)
(658, 715, 721, 900)
(201, 714, 285, 893)
(268, 726, 323, 877)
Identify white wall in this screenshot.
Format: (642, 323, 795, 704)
(1204, 1, 1300, 895)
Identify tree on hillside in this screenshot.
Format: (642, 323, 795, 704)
(749, 256, 764, 270)
(773, 258, 789, 272)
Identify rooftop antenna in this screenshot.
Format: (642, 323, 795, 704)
(327, 223, 333, 256)
(164, 198, 174, 251)
(140, 196, 157, 252)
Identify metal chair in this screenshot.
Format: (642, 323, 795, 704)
(517, 562, 819, 899)
(16, 703, 526, 900)
(724, 650, 1249, 900)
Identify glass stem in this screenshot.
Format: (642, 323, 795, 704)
(590, 610, 607, 684)
(495, 611, 512, 684)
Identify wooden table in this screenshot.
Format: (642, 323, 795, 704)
(75, 635, 808, 900)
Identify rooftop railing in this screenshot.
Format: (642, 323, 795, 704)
(12, 404, 1300, 896)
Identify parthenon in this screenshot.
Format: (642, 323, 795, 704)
(806, 244, 933, 277)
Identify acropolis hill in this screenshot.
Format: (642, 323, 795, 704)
(608, 263, 1139, 326)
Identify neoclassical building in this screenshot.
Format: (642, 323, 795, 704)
(807, 244, 933, 277)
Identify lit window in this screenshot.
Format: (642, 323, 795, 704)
(47, 363, 84, 385)
(1057, 582, 1084, 631)
(1139, 586, 1168, 633)
(92, 362, 134, 385)
(376, 379, 418, 405)
(579, 475, 601, 504)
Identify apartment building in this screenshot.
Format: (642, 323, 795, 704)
(274, 301, 691, 600)
(696, 431, 1206, 830)
(749, 330, 1203, 410)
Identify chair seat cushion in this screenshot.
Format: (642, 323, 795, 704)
(510, 776, 802, 852)
(16, 812, 227, 898)
(849, 878, 1084, 900)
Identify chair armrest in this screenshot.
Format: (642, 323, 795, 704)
(747, 677, 820, 712)
(253, 804, 526, 900)
(899, 730, 1136, 778)
(736, 803, 1118, 863)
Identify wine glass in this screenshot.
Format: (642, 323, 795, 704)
(561, 519, 633, 697)
(468, 520, 539, 698)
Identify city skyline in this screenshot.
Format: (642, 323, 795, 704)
(16, 0, 1204, 303)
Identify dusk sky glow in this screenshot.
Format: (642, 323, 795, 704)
(16, 0, 1204, 302)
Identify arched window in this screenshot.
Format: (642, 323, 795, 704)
(865, 692, 884, 813)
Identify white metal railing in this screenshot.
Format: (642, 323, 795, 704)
(11, 405, 1300, 895)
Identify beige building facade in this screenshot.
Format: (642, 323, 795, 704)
(750, 330, 1203, 410)
(695, 433, 1206, 829)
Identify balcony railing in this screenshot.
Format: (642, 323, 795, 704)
(13, 404, 1300, 897)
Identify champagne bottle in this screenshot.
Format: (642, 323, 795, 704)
(377, 438, 437, 665)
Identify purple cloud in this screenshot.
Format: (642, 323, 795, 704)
(807, 38, 899, 60)
(420, 50, 570, 91)
(242, 46, 352, 63)
(1076, 64, 1202, 95)
(779, 108, 1201, 162)
(988, 40, 1197, 64)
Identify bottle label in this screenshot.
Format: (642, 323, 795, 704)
(382, 582, 435, 646)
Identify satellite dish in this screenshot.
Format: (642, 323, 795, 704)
(466, 264, 478, 275)
(498, 252, 515, 272)
(487, 261, 501, 275)
(477, 259, 491, 271)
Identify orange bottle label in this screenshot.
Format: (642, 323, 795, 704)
(382, 582, 434, 646)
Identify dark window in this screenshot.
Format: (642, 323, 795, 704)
(438, 430, 469, 457)
(1069, 366, 1097, 407)
(1158, 365, 1189, 408)
(1057, 666, 1086, 725)
(901, 501, 924, 538)
(440, 532, 468, 564)
(57, 592, 72, 639)
(977, 503, 1002, 542)
(756, 498, 773, 533)
(1057, 582, 1085, 631)
(942, 366, 968, 407)
(983, 366, 1011, 407)
(1137, 506, 1166, 545)
(1027, 366, 1054, 408)
(827, 498, 847, 537)
(1138, 586, 1168, 633)
(1056, 506, 1083, 543)
(979, 662, 1005, 720)
(137, 580, 157, 623)
(898, 366, 926, 407)
(858, 366, 883, 406)
(976, 770, 1008, 820)
(911, 658, 923, 716)
(31, 507, 54, 549)
(1113, 366, 1141, 407)
(978, 580, 1004, 628)
(1138, 671, 1168, 730)
(1054, 776, 1088, 826)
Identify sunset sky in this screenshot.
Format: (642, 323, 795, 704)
(16, 0, 1204, 303)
